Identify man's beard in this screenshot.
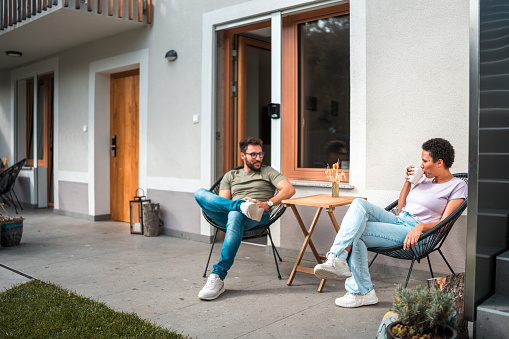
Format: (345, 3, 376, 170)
(246, 159, 262, 172)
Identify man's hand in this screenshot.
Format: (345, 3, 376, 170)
(252, 200, 270, 211)
(239, 179, 295, 213)
(241, 198, 270, 211)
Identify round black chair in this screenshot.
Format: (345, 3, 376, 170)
(201, 166, 286, 279)
(367, 173, 468, 287)
(0, 159, 26, 214)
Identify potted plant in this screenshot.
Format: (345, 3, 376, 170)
(0, 203, 24, 247)
(387, 284, 457, 339)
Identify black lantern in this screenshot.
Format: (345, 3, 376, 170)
(130, 188, 151, 234)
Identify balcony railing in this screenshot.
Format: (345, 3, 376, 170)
(0, 0, 152, 31)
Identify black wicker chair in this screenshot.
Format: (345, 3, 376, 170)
(0, 168, 11, 204)
(202, 166, 286, 279)
(0, 159, 26, 214)
(367, 173, 468, 288)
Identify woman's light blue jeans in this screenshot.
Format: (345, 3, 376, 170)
(194, 188, 269, 280)
(328, 198, 418, 295)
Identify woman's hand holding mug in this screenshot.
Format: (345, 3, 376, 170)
(406, 165, 423, 185)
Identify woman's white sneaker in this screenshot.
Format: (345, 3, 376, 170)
(314, 253, 352, 280)
(198, 274, 225, 300)
(335, 289, 378, 308)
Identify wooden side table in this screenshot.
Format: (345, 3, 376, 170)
(282, 194, 366, 292)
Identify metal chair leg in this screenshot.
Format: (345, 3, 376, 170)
(404, 257, 416, 288)
(427, 256, 434, 278)
(1, 194, 12, 207)
(438, 249, 455, 274)
(10, 189, 23, 211)
(369, 253, 379, 268)
(8, 191, 18, 214)
(267, 229, 282, 262)
(267, 229, 282, 279)
(203, 228, 219, 278)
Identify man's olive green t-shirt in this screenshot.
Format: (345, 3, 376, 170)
(219, 166, 286, 201)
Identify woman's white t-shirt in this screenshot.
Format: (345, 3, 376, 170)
(402, 177, 467, 224)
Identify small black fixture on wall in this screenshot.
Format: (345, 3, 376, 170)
(267, 103, 281, 119)
(6, 51, 22, 57)
(165, 50, 178, 61)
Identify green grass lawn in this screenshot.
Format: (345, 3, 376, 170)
(0, 280, 191, 338)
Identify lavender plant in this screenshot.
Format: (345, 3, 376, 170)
(392, 284, 455, 338)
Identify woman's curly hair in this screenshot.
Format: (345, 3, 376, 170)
(422, 138, 455, 168)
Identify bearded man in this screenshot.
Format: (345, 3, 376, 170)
(194, 137, 295, 300)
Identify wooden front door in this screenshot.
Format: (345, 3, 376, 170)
(110, 70, 139, 222)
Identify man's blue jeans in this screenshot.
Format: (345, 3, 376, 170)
(194, 188, 270, 279)
(328, 198, 418, 295)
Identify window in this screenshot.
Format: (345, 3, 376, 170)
(282, 4, 350, 181)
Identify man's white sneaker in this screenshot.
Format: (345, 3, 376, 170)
(335, 289, 378, 308)
(240, 201, 264, 222)
(198, 274, 225, 300)
(314, 253, 352, 280)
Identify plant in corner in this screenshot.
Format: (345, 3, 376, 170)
(0, 203, 24, 247)
(388, 284, 457, 339)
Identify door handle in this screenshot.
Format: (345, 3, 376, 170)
(110, 135, 116, 158)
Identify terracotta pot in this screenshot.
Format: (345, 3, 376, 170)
(386, 320, 457, 339)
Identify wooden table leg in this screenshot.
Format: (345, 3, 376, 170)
(296, 206, 323, 262)
(287, 205, 323, 287)
(316, 208, 342, 292)
(318, 278, 327, 293)
(326, 207, 340, 232)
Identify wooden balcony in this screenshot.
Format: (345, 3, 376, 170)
(0, 0, 152, 70)
(1, 0, 152, 30)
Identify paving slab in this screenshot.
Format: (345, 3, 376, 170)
(0, 207, 428, 338)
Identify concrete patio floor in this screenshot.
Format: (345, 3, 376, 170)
(0, 207, 429, 338)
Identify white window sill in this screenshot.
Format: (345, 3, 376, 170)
(289, 180, 354, 189)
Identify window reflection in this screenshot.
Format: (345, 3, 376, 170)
(297, 15, 350, 169)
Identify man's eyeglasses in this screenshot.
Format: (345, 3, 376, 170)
(243, 152, 265, 158)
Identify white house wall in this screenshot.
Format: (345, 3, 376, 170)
(364, 0, 469, 195)
(58, 51, 92, 173)
(0, 0, 470, 276)
(362, 0, 469, 275)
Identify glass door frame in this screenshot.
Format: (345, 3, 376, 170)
(222, 20, 272, 171)
(25, 72, 54, 169)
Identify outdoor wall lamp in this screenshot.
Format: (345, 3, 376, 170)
(6, 51, 22, 57)
(165, 50, 178, 61)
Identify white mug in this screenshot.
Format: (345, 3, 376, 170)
(407, 166, 423, 185)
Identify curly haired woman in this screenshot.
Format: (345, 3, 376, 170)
(314, 138, 467, 308)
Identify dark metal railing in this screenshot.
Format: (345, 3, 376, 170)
(0, 0, 152, 31)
